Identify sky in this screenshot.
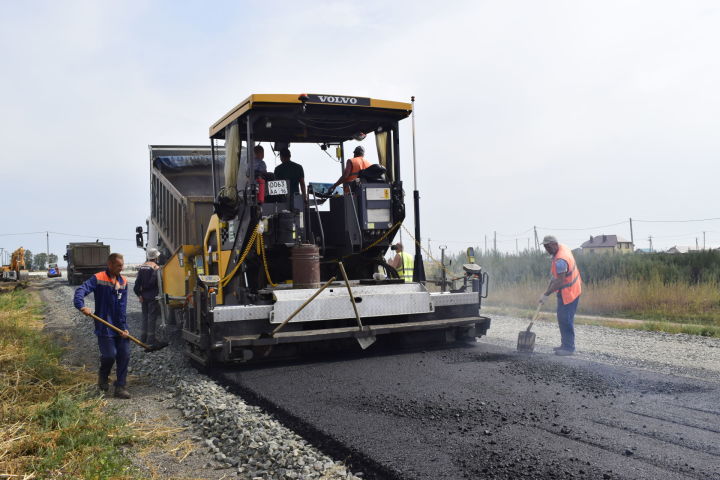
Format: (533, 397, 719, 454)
(1, 0, 719, 265)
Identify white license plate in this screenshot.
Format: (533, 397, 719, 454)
(267, 180, 288, 195)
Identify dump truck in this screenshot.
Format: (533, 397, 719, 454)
(64, 242, 111, 285)
(137, 145, 225, 258)
(138, 93, 490, 365)
(0, 247, 29, 281)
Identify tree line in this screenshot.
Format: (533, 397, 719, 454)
(428, 248, 720, 286)
(22, 250, 59, 271)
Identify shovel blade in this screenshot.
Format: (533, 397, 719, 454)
(517, 331, 536, 353)
(355, 332, 377, 350)
(144, 341, 169, 353)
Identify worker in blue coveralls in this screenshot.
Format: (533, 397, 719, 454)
(74, 252, 131, 399)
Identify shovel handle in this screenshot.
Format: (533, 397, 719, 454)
(271, 277, 336, 337)
(338, 262, 363, 330)
(87, 312, 150, 350)
(525, 302, 543, 332)
(532, 302, 542, 322)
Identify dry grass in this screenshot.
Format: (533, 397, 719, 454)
(486, 278, 720, 336)
(0, 290, 149, 479)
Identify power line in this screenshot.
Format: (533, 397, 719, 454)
(650, 231, 709, 240)
(536, 220, 628, 231)
(0, 230, 134, 242)
(634, 217, 720, 223)
(495, 227, 534, 237)
(49, 231, 135, 242)
(0, 231, 47, 236)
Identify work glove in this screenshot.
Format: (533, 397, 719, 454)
(538, 293, 549, 305)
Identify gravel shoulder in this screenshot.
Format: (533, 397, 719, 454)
(483, 313, 720, 383)
(38, 277, 363, 480)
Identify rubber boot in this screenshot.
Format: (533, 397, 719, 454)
(114, 385, 131, 399)
(98, 372, 109, 392)
(98, 357, 114, 392)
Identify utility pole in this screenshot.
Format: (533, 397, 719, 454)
(696, 238, 699, 250)
(527, 238, 530, 252)
(533, 226, 539, 250)
(515, 238, 519, 255)
(629, 218, 634, 248)
(484, 235, 487, 255)
(493, 231, 497, 254)
(703, 231, 706, 250)
(46, 231, 50, 257)
(648, 235, 653, 252)
(439, 245, 448, 292)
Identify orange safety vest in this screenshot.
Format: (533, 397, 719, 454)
(343, 156, 373, 193)
(551, 244, 582, 305)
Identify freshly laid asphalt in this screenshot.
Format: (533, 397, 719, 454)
(218, 341, 720, 480)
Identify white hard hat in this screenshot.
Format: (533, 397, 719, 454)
(146, 248, 160, 260)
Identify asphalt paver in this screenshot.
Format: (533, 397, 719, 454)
(218, 342, 720, 480)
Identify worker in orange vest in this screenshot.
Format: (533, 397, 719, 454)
(328, 145, 372, 194)
(538, 235, 582, 356)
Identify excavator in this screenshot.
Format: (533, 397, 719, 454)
(1, 247, 30, 282)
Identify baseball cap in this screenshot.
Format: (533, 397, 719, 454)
(541, 235, 558, 245)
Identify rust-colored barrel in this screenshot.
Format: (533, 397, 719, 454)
(291, 244, 321, 288)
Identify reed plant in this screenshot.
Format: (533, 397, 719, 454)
(428, 248, 720, 329)
(486, 278, 720, 330)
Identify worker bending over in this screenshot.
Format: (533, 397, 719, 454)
(74, 253, 132, 398)
(538, 235, 582, 356)
(329, 145, 372, 194)
(389, 242, 414, 282)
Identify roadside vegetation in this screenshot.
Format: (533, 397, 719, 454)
(429, 249, 720, 337)
(0, 288, 142, 479)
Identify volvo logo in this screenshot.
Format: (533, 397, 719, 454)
(306, 94, 371, 106)
(318, 95, 358, 104)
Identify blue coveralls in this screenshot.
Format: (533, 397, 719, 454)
(74, 270, 130, 386)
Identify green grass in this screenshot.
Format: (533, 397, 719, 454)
(0, 289, 143, 479)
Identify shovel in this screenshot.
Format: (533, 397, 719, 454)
(517, 303, 541, 353)
(338, 262, 376, 350)
(87, 312, 169, 352)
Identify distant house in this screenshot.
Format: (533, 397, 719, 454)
(580, 234, 634, 254)
(665, 246, 699, 254)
